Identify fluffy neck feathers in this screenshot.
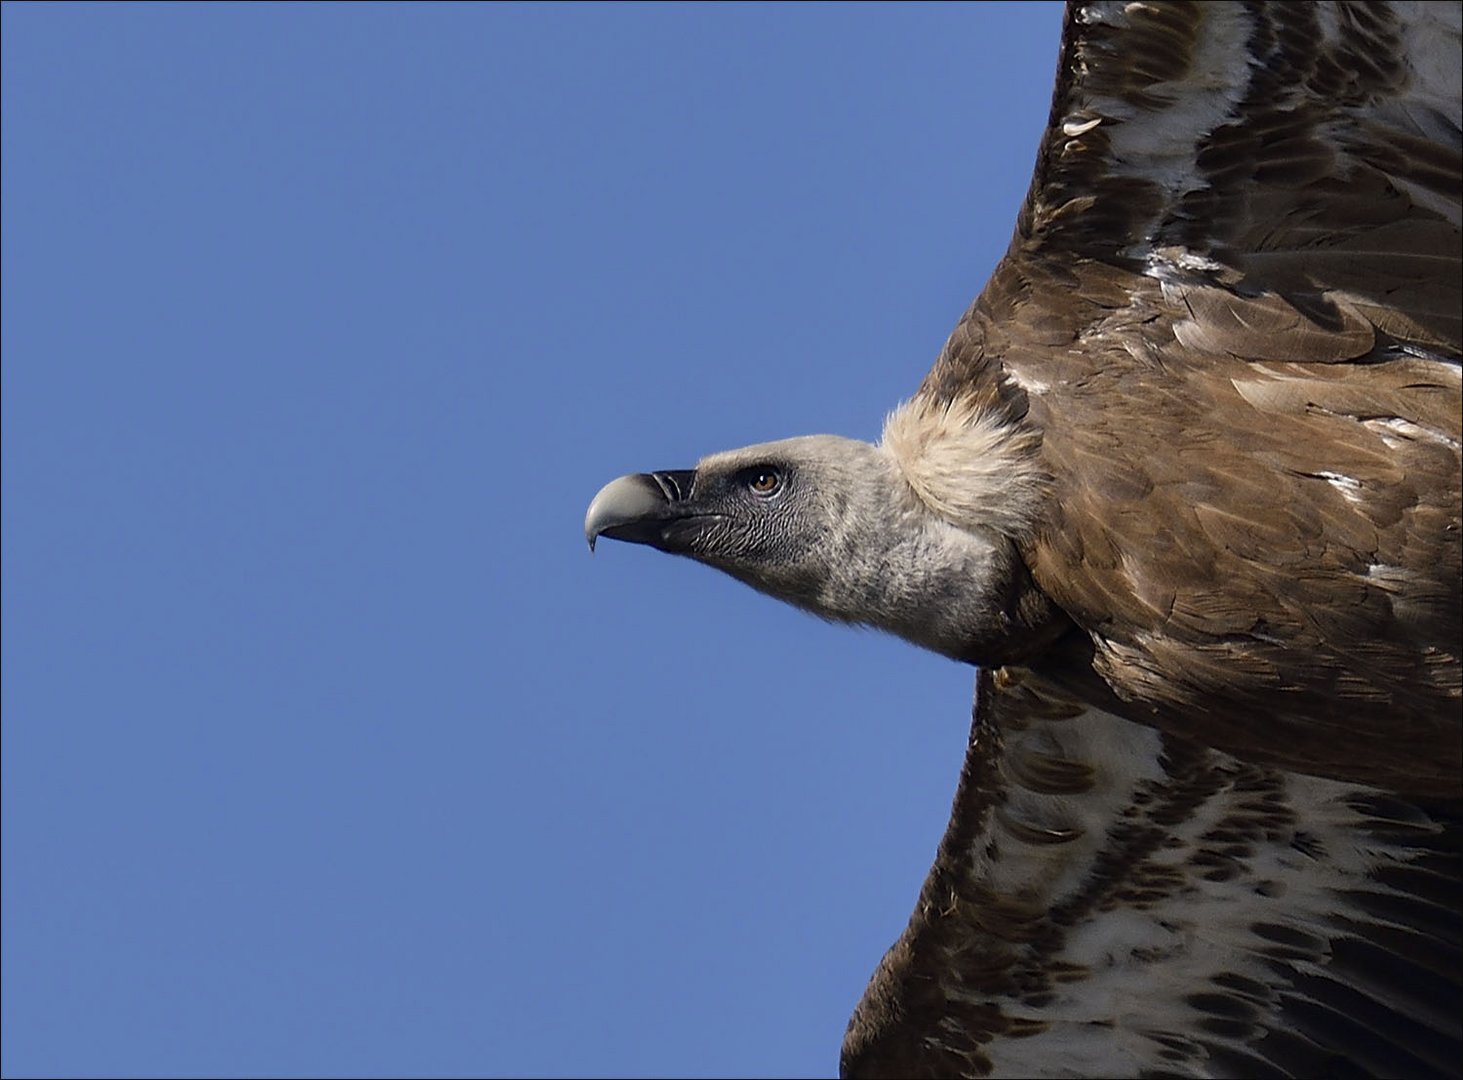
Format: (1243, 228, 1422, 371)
(880, 395, 1049, 541)
(718, 408, 1058, 665)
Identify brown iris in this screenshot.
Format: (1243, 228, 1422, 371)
(747, 468, 781, 496)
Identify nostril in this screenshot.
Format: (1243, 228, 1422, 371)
(651, 470, 696, 502)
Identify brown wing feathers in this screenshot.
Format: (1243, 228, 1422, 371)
(918, 1, 1463, 795)
(847, 3, 1462, 1076)
(843, 675, 1463, 1079)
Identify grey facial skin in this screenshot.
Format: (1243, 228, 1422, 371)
(585, 435, 1063, 667)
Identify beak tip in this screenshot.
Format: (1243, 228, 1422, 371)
(584, 472, 678, 552)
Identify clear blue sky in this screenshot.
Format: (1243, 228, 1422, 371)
(2, 4, 1064, 1077)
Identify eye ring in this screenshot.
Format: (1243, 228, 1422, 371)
(744, 466, 783, 497)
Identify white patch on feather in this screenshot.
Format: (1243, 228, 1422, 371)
(1366, 562, 1415, 591)
(982, 700, 1169, 905)
(973, 687, 1448, 1079)
(1004, 367, 1051, 395)
(1317, 471, 1364, 504)
(1395, 2, 1463, 135)
(1364, 415, 1462, 451)
(1344, 4, 1462, 221)
(1076, 2, 1257, 264)
(879, 396, 1048, 540)
(1146, 247, 1227, 279)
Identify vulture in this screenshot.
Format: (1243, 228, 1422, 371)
(584, 3, 1462, 1077)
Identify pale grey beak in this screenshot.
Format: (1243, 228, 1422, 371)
(584, 470, 698, 551)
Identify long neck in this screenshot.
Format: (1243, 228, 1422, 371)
(799, 457, 1064, 666)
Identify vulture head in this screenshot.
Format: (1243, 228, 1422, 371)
(585, 403, 1063, 667)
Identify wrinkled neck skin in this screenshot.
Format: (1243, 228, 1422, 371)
(707, 443, 1065, 667)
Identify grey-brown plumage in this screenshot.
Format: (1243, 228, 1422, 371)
(585, 3, 1462, 1077)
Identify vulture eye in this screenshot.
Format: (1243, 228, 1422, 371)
(744, 467, 783, 497)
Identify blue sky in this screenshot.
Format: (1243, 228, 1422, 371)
(2, 4, 1064, 1077)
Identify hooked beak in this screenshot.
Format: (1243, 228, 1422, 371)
(584, 470, 701, 551)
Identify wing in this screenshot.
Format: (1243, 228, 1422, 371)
(846, 5, 1463, 1076)
(841, 668, 1462, 1079)
(918, 1, 1462, 796)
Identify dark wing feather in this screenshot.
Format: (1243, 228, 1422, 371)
(842, 670, 1462, 1079)
(919, 0, 1461, 795)
(847, 4, 1463, 1077)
